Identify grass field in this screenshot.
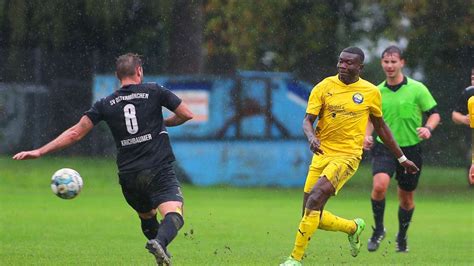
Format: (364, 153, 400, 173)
(1, 156, 473, 265)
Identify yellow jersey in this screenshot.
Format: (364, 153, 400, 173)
(469, 96, 474, 128)
(306, 75, 382, 157)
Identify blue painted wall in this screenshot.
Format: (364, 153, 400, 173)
(172, 140, 312, 187)
(93, 71, 314, 187)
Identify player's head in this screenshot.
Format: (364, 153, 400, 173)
(381, 45, 405, 79)
(116, 53, 143, 83)
(337, 46, 365, 84)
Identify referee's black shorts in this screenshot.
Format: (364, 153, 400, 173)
(371, 142, 422, 192)
(118, 163, 183, 213)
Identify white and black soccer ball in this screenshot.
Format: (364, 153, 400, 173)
(50, 168, 83, 199)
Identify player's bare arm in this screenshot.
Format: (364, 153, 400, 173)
(303, 113, 323, 155)
(12, 116, 94, 160)
(370, 114, 419, 174)
(451, 111, 470, 126)
(416, 112, 441, 139)
(363, 120, 375, 150)
(164, 102, 194, 127)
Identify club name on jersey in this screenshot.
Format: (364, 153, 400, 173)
(121, 133, 152, 146)
(110, 93, 149, 106)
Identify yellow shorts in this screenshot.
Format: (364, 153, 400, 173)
(303, 154, 361, 195)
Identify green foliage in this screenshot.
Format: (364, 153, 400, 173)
(204, 0, 362, 81)
(0, 0, 174, 80)
(204, 0, 289, 72)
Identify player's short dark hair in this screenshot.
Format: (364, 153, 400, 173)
(381, 45, 404, 59)
(342, 46, 365, 63)
(116, 53, 143, 80)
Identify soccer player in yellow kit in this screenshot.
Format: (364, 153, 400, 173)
(280, 47, 419, 266)
(468, 96, 474, 185)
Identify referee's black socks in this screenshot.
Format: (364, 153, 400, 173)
(398, 206, 414, 238)
(371, 198, 386, 232)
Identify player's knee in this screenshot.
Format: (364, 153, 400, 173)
(399, 198, 414, 209)
(165, 212, 184, 230)
(306, 190, 328, 210)
(372, 183, 387, 195)
(307, 189, 320, 202)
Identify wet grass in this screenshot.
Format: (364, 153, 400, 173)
(1, 156, 472, 265)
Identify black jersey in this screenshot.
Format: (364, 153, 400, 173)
(85, 83, 182, 173)
(453, 86, 474, 114)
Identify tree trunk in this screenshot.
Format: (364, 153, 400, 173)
(169, 0, 204, 74)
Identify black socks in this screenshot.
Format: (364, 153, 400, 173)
(372, 198, 414, 238)
(398, 206, 414, 238)
(140, 215, 159, 240)
(156, 212, 184, 247)
(371, 198, 386, 232)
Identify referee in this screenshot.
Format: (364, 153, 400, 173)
(363, 45, 440, 253)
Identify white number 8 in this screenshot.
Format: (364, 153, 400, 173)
(124, 104, 138, 134)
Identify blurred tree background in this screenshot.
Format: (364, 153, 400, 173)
(0, 0, 472, 165)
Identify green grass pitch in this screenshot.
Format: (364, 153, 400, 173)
(1, 156, 472, 265)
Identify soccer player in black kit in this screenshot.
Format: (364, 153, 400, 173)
(13, 53, 194, 266)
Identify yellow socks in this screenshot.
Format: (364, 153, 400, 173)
(290, 209, 321, 261)
(289, 210, 357, 261)
(318, 210, 356, 234)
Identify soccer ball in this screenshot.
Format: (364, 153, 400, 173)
(50, 168, 83, 199)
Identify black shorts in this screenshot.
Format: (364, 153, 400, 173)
(371, 142, 423, 192)
(118, 163, 183, 213)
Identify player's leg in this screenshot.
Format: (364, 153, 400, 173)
(316, 157, 361, 237)
(394, 144, 422, 252)
(138, 209, 160, 240)
(144, 165, 184, 265)
(395, 181, 417, 253)
(367, 173, 390, 251)
(315, 156, 365, 257)
(368, 143, 396, 252)
(396, 187, 415, 252)
(144, 200, 184, 266)
(309, 156, 364, 257)
(156, 201, 184, 249)
(318, 210, 357, 233)
(280, 160, 329, 265)
(318, 209, 366, 257)
(282, 156, 363, 265)
(119, 170, 161, 240)
(140, 208, 173, 266)
(301, 193, 310, 217)
(371, 173, 390, 227)
(288, 176, 334, 263)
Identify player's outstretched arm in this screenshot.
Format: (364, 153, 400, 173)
(370, 114, 419, 174)
(12, 115, 94, 160)
(165, 102, 194, 127)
